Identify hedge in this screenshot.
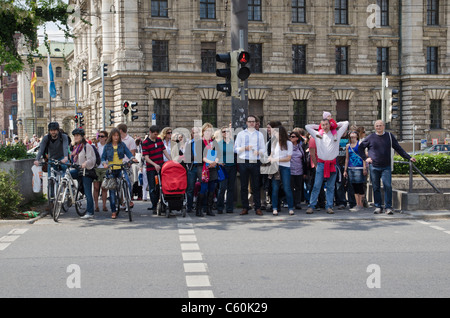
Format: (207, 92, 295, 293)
(0, 143, 34, 162)
(393, 154, 450, 174)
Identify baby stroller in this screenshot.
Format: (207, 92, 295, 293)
(157, 160, 187, 218)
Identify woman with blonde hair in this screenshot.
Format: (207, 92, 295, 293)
(159, 127, 173, 162)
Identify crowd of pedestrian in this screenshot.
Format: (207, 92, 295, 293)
(32, 112, 416, 219)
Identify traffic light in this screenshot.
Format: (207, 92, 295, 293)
(123, 101, 130, 115)
(109, 110, 115, 126)
(385, 88, 399, 123)
(130, 102, 138, 121)
(82, 69, 87, 82)
(102, 63, 108, 77)
(236, 50, 251, 81)
(216, 52, 232, 96)
(74, 115, 79, 125)
(79, 114, 84, 127)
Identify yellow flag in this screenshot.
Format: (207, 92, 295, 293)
(30, 70, 37, 103)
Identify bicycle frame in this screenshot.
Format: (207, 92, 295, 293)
(47, 159, 66, 202)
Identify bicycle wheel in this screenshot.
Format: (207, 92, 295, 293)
(121, 180, 132, 221)
(47, 178, 55, 216)
(75, 185, 87, 216)
(53, 181, 67, 222)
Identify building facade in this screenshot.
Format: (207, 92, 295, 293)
(17, 41, 75, 139)
(0, 66, 18, 141)
(64, 0, 450, 144)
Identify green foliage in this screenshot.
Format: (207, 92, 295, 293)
(0, 169, 23, 218)
(0, 0, 73, 77)
(393, 154, 450, 175)
(0, 143, 34, 161)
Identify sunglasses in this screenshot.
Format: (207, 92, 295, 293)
(98, 135, 106, 138)
(290, 135, 297, 138)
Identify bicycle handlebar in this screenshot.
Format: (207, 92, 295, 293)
(47, 158, 81, 169)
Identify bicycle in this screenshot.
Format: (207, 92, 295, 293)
(40, 159, 67, 214)
(106, 162, 136, 222)
(52, 159, 88, 222)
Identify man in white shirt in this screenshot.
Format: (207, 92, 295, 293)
(305, 119, 349, 214)
(234, 115, 266, 215)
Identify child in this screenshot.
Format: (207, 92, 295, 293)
(317, 111, 338, 141)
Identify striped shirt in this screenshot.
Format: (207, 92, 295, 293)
(142, 137, 166, 172)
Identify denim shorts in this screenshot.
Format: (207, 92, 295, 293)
(348, 168, 365, 184)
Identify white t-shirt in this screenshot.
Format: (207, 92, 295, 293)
(305, 122, 349, 161)
(96, 142, 105, 168)
(122, 134, 137, 163)
(272, 140, 293, 168)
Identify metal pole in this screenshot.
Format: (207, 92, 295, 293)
(75, 75, 78, 116)
(102, 63, 105, 130)
(231, 0, 248, 129)
(381, 72, 386, 123)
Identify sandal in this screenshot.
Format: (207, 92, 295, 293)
(111, 212, 118, 219)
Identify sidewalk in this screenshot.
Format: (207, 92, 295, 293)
(3, 201, 449, 225)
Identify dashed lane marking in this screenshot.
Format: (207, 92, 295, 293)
(0, 228, 29, 251)
(177, 214, 214, 298)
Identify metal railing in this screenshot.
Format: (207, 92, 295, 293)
(394, 160, 441, 194)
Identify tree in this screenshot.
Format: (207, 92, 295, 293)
(0, 0, 75, 77)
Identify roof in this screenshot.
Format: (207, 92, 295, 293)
(37, 41, 74, 58)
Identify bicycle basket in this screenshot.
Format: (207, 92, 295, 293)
(101, 177, 117, 190)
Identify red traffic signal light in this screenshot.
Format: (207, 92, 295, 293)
(238, 51, 250, 65)
(123, 101, 130, 115)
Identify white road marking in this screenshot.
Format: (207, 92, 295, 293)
(178, 214, 214, 298)
(0, 229, 28, 252)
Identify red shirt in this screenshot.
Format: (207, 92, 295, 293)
(142, 137, 165, 171)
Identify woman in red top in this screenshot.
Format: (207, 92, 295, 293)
(195, 123, 220, 217)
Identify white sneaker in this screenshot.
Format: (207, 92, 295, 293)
(273, 210, 278, 216)
(81, 214, 94, 219)
(349, 206, 363, 212)
(385, 208, 393, 215)
(289, 210, 294, 215)
(373, 207, 383, 214)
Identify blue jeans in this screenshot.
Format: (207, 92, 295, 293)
(369, 165, 392, 209)
(70, 169, 94, 215)
(308, 162, 337, 210)
(108, 170, 121, 212)
(272, 166, 294, 210)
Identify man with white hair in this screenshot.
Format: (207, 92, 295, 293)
(359, 120, 416, 215)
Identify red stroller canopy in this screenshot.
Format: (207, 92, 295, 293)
(161, 160, 187, 195)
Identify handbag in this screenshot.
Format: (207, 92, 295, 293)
(83, 168, 98, 179)
(201, 163, 210, 183)
(217, 165, 227, 181)
(101, 176, 117, 190)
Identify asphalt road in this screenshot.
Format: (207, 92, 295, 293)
(1, 201, 450, 299)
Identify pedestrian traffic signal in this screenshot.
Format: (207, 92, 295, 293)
(79, 114, 84, 127)
(123, 101, 130, 115)
(82, 69, 87, 82)
(130, 102, 138, 121)
(216, 52, 232, 96)
(109, 110, 115, 126)
(102, 63, 108, 77)
(385, 88, 399, 123)
(236, 50, 251, 81)
(74, 115, 79, 124)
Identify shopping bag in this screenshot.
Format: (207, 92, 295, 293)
(31, 165, 42, 193)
